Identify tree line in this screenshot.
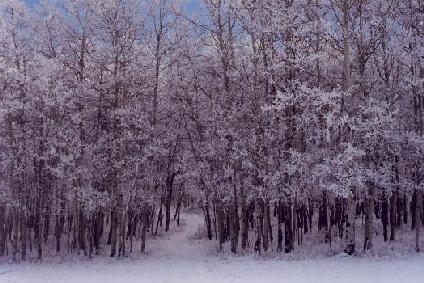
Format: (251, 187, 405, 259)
(0, 0, 423, 261)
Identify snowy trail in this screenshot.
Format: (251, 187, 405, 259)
(150, 212, 208, 259)
(149, 214, 207, 259)
(1, 212, 424, 283)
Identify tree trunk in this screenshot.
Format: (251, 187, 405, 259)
(165, 174, 175, 232)
(403, 194, 408, 225)
(141, 206, 148, 253)
(36, 196, 43, 260)
(0, 205, 5, 256)
(254, 199, 262, 254)
(382, 193, 389, 241)
(229, 203, 236, 253)
(416, 190, 422, 252)
(233, 178, 240, 252)
(241, 180, 248, 250)
(284, 201, 294, 253)
(216, 202, 225, 252)
(12, 207, 19, 261)
(87, 217, 93, 259)
(390, 191, 397, 241)
(204, 194, 213, 240)
(118, 194, 125, 257)
(21, 209, 26, 260)
(78, 208, 87, 255)
(262, 201, 269, 252)
(110, 209, 117, 257)
(155, 200, 163, 236)
(364, 185, 374, 251)
(277, 200, 283, 252)
(344, 194, 355, 255)
(173, 191, 183, 226)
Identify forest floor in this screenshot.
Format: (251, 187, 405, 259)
(1, 211, 424, 283)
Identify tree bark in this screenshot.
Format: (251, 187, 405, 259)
(254, 199, 263, 254)
(382, 193, 389, 241)
(262, 201, 269, 252)
(0, 205, 5, 256)
(140, 206, 148, 253)
(344, 194, 356, 255)
(241, 180, 248, 250)
(364, 185, 374, 251)
(416, 190, 422, 252)
(110, 209, 117, 257)
(284, 201, 294, 253)
(390, 191, 397, 241)
(12, 207, 19, 261)
(21, 209, 26, 260)
(204, 199, 213, 240)
(216, 201, 225, 252)
(277, 200, 283, 252)
(165, 173, 175, 232)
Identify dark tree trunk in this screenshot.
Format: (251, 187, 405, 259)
(382, 194, 389, 242)
(216, 202, 225, 252)
(36, 196, 43, 260)
(155, 200, 163, 236)
(233, 184, 240, 252)
(21, 210, 27, 260)
(262, 201, 270, 251)
(277, 201, 283, 252)
(141, 206, 148, 253)
(254, 199, 263, 254)
(78, 208, 86, 255)
(110, 209, 117, 257)
(390, 191, 397, 241)
(241, 183, 248, 250)
(416, 190, 422, 252)
(284, 201, 294, 253)
(403, 194, 408, 225)
(12, 208, 19, 261)
(412, 190, 417, 230)
(0, 205, 5, 256)
(204, 200, 213, 240)
(364, 185, 374, 251)
(165, 174, 176, 232)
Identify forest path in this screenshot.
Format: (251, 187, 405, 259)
(149, 211, 210, 259)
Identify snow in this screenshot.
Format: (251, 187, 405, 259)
(1, 212, 423, 283)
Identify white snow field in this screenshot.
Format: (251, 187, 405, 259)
(1, 213, 423, 283)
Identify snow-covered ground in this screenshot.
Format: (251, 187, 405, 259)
(1, 212, 423, 283)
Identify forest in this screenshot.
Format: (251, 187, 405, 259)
(0, 0, 423, 263)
